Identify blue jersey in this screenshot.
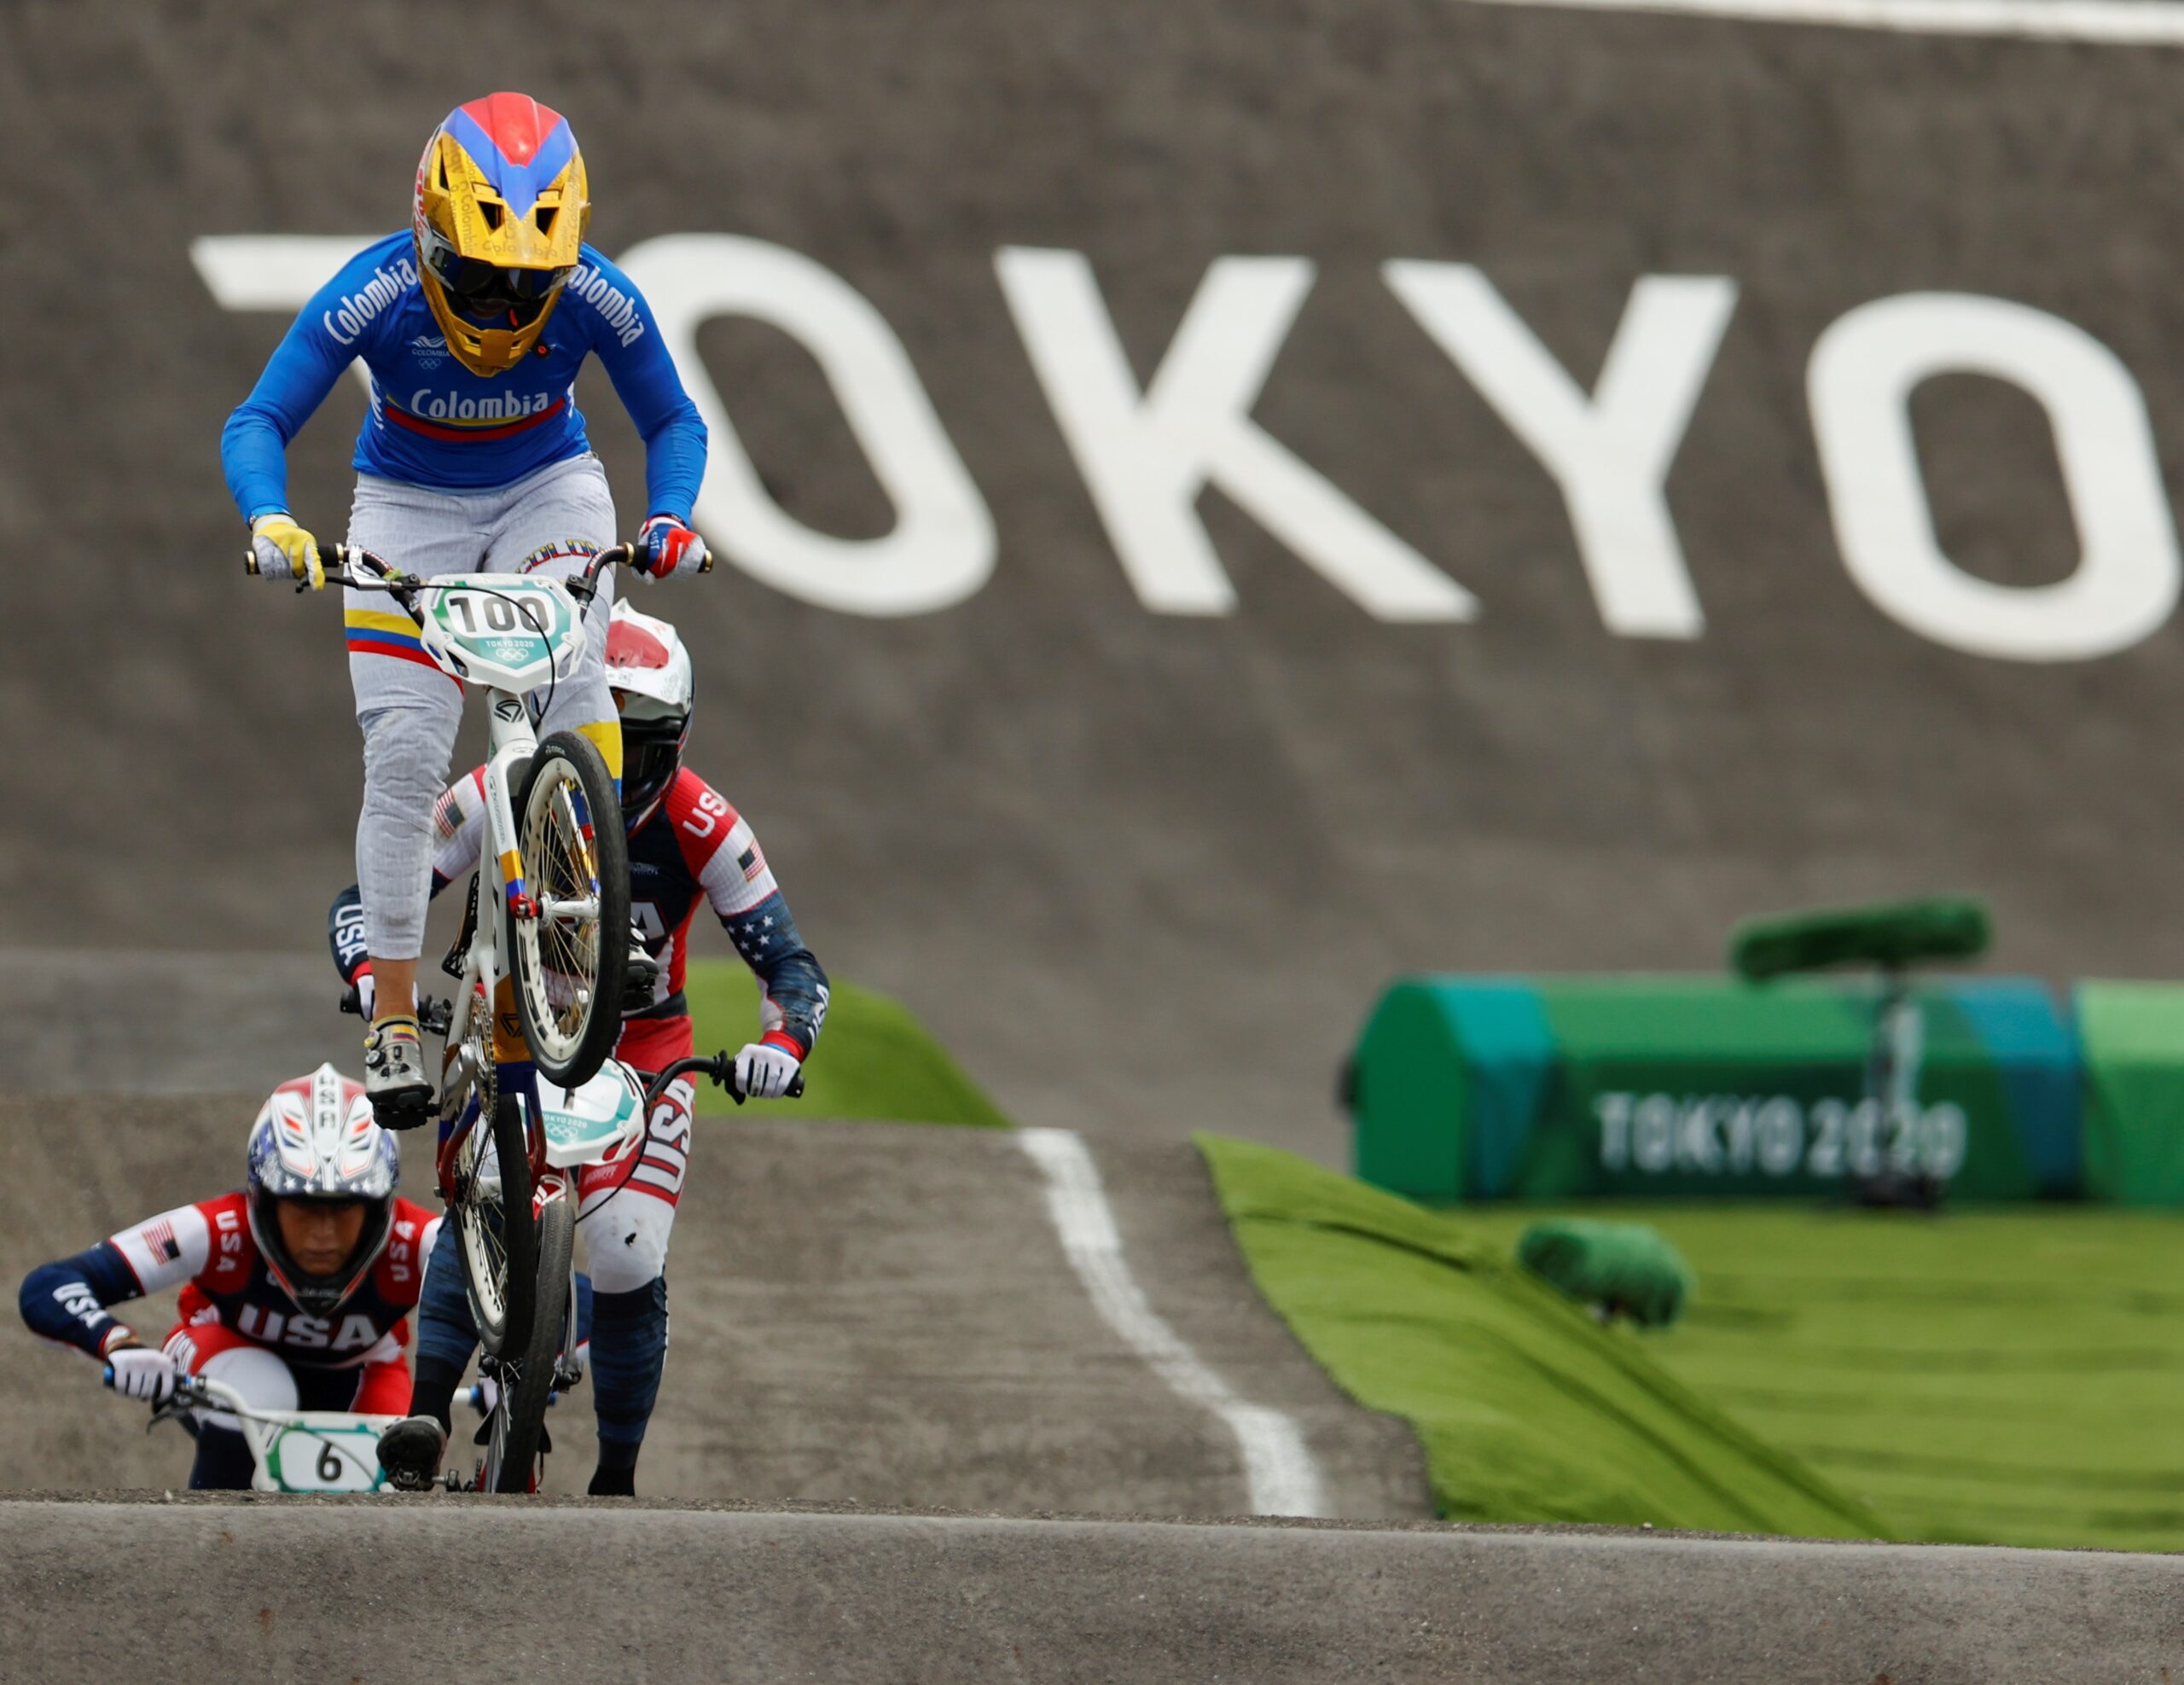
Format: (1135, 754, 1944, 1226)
(220, 232, 706, 524)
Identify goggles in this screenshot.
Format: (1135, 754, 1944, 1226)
(617, 709, 688, 816)
(427, 246, 572, 316)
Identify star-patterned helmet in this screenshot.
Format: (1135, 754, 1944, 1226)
(244, 1064, 399, 1317)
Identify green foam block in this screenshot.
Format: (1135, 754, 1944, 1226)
(1730, 897, 1991, 982)
(1518, 1218, 1692, 1328)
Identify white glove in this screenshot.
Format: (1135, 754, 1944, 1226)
(734, 1042, 801, 1101)
(354, 968, 376, 1020)
(106, 1345, 180, 1403)
(625, 922, 661, 995)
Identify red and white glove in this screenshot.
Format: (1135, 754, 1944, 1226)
(734, 1040, 801, 1101)
(105, 1345, 180, 1403)
(637, 514, 711, 581)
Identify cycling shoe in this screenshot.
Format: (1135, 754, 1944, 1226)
(376, 1415, 449, 1491)
(363, 1018, 434, 1131)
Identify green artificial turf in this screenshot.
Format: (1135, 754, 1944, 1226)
(1449, 1201, 2184, 1552)
(1197, 1133, 1887, 1538)
(681, 959, 1011, 1127)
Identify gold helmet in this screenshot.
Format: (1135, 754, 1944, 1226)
(412, 93, 590, 377)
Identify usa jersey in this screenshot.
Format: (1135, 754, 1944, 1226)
(330, 766, 828, 1072)
(220, 231, 705, 522)
(20, 1194, 441, 1370)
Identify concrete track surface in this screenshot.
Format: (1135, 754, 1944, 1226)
(15, 1096, 2176, 1681)
(0, 1095, 1426, 1514)
(7, 1502, 2182, 1683)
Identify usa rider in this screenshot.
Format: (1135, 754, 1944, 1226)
(220, 92, 711, 1127)
(18, 1067, 433, 1490)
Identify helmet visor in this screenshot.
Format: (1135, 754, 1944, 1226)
(430, 247, 571, 317)
(248, 1185, 392, 1317)
(619, 714, 687, 816)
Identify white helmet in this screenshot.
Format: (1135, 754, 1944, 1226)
(244, 1063, 399, 1317)
(606, 600, 693, 825)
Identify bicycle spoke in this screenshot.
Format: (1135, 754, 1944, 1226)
(524, 769, 605, 1047)
(509, 733, 627, 1090)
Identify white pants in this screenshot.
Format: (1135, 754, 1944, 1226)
(186, 1345, 296, 1428)
(345, 455, 619, 960)
(574, 1075, 696, 1293)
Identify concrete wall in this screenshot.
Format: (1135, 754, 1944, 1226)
(7, 2, 2184, 1154)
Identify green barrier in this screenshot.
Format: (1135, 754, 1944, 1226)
(1350, 975, 2080, 1202)
(2077, 982, 2184, 1206)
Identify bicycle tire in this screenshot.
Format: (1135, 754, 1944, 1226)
(485, 1194, 574, 1494)
(456, 1093, 537, 1359)
(510, 729, 630, 1088)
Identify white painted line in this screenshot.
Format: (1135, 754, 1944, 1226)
(1017, 1128, 1328, 1518)
(1458, 0, 2184, 44)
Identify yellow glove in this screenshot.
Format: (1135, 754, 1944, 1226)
(250, 514, 324, 590)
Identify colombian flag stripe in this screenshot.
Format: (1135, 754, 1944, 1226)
(346, 629, 427, 657)
(345, 609, 421, 639)
(345, 614, 460, 688)
(386, 397, 567, 444)
(346, 635, 452, 680)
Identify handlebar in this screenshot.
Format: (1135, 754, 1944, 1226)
(246, 542, 642, 609)
(332, 995, 795, 1107)
(126, 1370, 257, 1430)
(645, 1053, 806, 1111)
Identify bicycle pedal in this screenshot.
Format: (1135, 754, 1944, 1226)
(369, 1090, 436, 1132)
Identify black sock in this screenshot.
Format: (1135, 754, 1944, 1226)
(590, 1435, 640, 1496)
(409, 1355, 464, 1433)
(588, 1462, 637, 1496)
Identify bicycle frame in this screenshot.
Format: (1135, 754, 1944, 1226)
(437, 683, 551, 1177)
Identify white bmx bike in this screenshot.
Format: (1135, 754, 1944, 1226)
(450, 1050, 801, 1493)
(253, 539, 644, 1487)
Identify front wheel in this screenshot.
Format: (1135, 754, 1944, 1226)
(453, 1094, 537, 1360)
(510, 729, 630, 1088)
(484, 1194, 574, 1494)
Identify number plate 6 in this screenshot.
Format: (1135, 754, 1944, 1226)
(264, 1423, 392, 1493)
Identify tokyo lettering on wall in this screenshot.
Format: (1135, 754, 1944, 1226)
(195, 235, 2183, 659)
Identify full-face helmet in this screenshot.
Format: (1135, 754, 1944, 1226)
(244, 1064, 399, 1317)
(607, 600, 694, 828)
(413, 92, 590, 376)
